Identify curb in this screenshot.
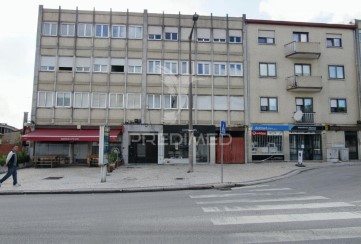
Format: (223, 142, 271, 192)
(0, 162, 360, 195)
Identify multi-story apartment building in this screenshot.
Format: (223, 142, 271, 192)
(245, 19, 359, 162)
(22, 6, 246, 165)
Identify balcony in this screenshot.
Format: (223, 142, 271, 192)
(284, 41, 321, 59)
(293, 112, 315, 124)
(286, 76, 322, 92)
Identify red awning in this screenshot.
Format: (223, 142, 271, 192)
(21, 129, 122, 142)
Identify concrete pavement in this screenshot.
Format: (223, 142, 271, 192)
(0, 161, 360, 194)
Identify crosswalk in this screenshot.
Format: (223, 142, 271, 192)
(189, 184, 361, 243)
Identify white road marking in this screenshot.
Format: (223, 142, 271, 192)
(212, 211, 361, 225)
(202, 202, 354, 212)
(196, 195, 328, 205)
(189, 191, 305, 199)
(249, 188, 291, 192)
(231, 184, 269, 190)
(228, 227, 361, 243)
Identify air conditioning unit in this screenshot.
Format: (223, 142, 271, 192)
(134, 119, 141, 124)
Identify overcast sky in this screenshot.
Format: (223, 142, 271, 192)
(1, 0, 360, 129)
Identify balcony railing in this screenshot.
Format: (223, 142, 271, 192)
(284, 41, 321, 59)
(286, 75, 323, 92)
(294, 112, 315, 124)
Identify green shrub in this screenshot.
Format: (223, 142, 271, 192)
(0, 155, 5, 166)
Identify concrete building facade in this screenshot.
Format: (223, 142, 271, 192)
(24, 6, 246, 165)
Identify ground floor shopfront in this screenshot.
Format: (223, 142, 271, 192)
(250, 124, 360, 162)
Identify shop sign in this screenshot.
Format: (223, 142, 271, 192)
(267, 131, 283, 136)
(290, 125, 324, 131)
(252, 130, 267, 136)
(252, 124, 290, 131)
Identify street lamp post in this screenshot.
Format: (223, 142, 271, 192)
(187, 13, 199, 173)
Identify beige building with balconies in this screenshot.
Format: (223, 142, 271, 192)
(245, 19, 359, 162)
(23, 6, 246, 165)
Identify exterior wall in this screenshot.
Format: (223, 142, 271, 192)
(246, 21, 359, 162)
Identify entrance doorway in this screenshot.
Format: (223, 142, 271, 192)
(290, 134, 322, 160)
(129, 135, 158, 164)
(345, 131, 358, 160)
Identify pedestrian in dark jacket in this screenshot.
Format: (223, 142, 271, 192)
(0, 145, 21, 187)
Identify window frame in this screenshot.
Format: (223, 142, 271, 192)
(260, 97, 278, 112)
(294, 64, 311, 76)
(328, 65, 345, 79)
(78, 23, 92, 37)
(43, 22, 58, 36)
(330, 98, 347, 113)
(229, 63, 243, 76)
(93, 64, 108, 73)
(213, 63, 227, 76)
(197, 62, 211, 75)
(259, 63, 277, 77)
(56, 92, 72, 108)
(163, 95, 178, 109)
(327, 37, 342, 48)
(95, 24, 109, 38)
(73, 92, 89, 108)
(164, 32, 178, 41)
(60, 23, 75, 37)
(147, 94, 161, 109)
(112, 25, 126, 38)
(147, 60, 162, 74)
(91, 93, 107, 108)
(229, 36, 242, 43)
(109, 93, 124, 108)
(164, 61, 178, 74)
(128, 26, 143, 39)
(38, 91, 54, 107)
(293, 32, 309, 42)
(126, 93, 141, 109)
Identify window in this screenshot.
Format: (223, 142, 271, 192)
(40, 66, 55, 71)
(260, 97, 278, 111)
(197, 96, 211, 110)
(58, 57, 73, 72)
(95, 24, 109, 37)
(229, 36, 242, 43)
(330, 98, 347, 112)
(294, 64, 311, 76)
(258, 30, 275, 44)
(75, 58, 91, 72)
(127, 93, 141, 109)
(164, 95, 178, 109)
(197, 62, 211, 75)
(60, 23, 75, 36)
(38, 91, 53, 107)
(230, 96, 244, 110)
(259, 63, 276, 77)
(74, 92, 89, 108)
(296, 98, 313, 113)
(128, 65, 142, 73)
(111, 65, 124, 72)
(128, 26, 143, 39)
(213, 63, 227, 76)
(213, 29, 226, 43)
(164, 61, 178, 74)
(198, 38, 210, 42)
(214, 96, 227, 110)
(76, 67, 90, 72)
(112, 25, 126, 38)
(326, 34, 342, 47)
(329, 65, 345, 79)
(180, 61, 194, 75)
(94, 64, 108, 72)
(147, 94, 161, 109)
(165, 32, 178, 41)
(78, 23, 92, 37)
(111, 57, 125, 73)
(180, 95, 188, 109)
(293, 32, 309, 42)
(56, 92, 71, 107)
(148, 34, 161, 40)
(91, 93, 107, 108)
(229, 63, 243, 76)
(109, 93, 124, 108)
(128, 59, 142, 73)
(147, 60, 161, 74)
(43, 22, 57, 36)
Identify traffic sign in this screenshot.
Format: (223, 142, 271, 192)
(220, 120, 226, 136)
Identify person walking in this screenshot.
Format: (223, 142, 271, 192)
(0, 145, 21, 187)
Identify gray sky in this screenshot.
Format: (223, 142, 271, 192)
(1, 0, 360, 129)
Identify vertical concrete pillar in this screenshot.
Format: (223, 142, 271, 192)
(209, 136, 216, 164)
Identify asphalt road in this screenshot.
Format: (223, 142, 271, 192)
(1, 164, 361, 244)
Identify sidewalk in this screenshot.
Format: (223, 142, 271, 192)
(0, 161, 359, 195)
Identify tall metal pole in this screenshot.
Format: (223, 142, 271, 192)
(187, 13, 199, 173)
